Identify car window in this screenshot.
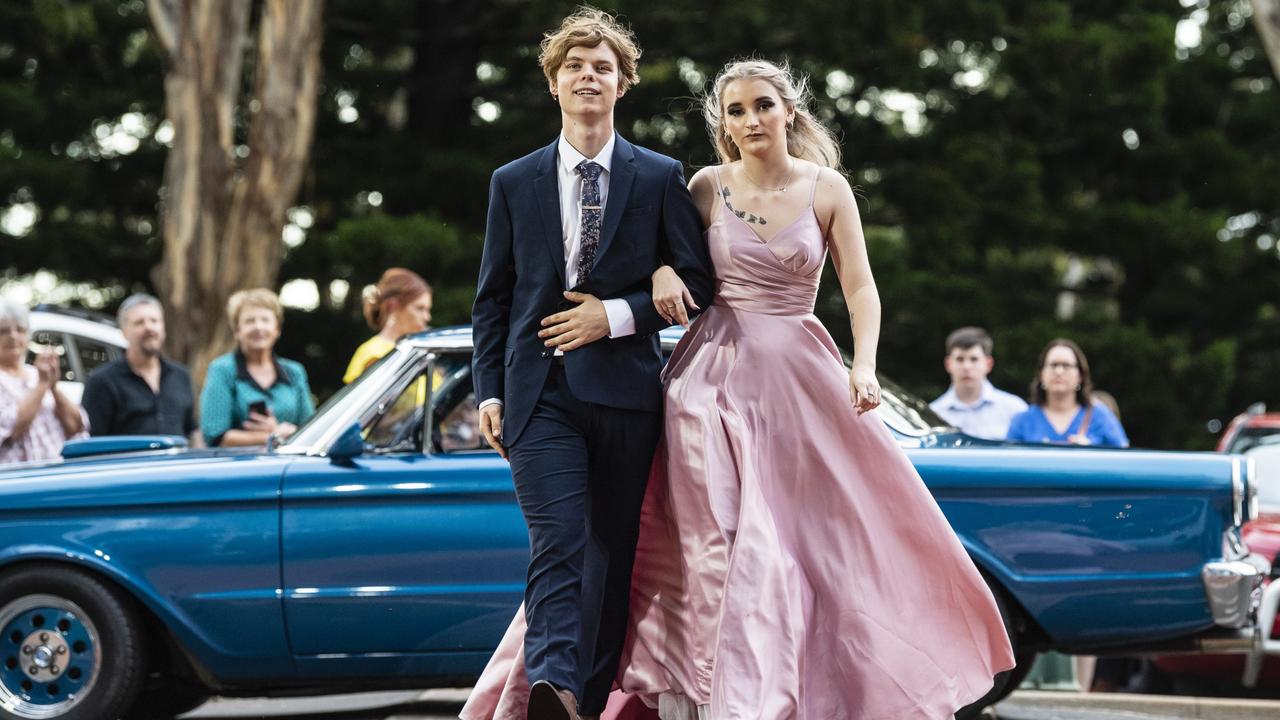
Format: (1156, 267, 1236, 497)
(70, 335, 118, 377)
(26, 330, 75, 382)
(363, 376, 425, 453)
(430, 353, 484, 454)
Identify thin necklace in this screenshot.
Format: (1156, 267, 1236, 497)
(741, 158, 795, 193)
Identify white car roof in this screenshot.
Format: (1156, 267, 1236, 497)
(29, 310, 126, 348)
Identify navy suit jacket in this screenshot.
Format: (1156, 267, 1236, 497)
(472, 134, 714, 444)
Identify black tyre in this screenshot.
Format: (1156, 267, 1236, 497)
(0, 566, 147, 720)
(954, 576, 1030, 720)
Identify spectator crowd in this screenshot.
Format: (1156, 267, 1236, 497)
(3, 279, 1129, 466)
(0, 268, 434, 465)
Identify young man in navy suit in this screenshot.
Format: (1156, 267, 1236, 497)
(471, 8, 713, 720)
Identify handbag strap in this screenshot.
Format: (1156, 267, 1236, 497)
(1077, 405, 1094, 437)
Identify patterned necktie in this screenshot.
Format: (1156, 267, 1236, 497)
(574, 159, 604, 288)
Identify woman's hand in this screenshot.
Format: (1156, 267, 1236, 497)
(850, 364, 880, 416)
(242, 410, 278, 434)
(34, 351, 59, 389)
(652, 265, 699, 327)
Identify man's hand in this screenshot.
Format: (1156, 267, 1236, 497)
(479, 404, 507, 459)
(539, 291, 610, 352)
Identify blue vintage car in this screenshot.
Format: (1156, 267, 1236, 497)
(0, 327, 1272, 720)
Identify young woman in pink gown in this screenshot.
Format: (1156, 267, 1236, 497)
(462, 59, 1015, 720)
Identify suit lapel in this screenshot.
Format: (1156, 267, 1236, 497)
(532, 139, 567, 287)
(595, 134, 636, 271)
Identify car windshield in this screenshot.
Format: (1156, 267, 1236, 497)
(280, 349, 402, 450)
(1227, 426, 1280, 455)
(283, 337, 954, 452)
(873, 374, 953, 437)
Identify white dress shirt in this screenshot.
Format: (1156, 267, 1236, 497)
(556, 132, 635, 340)
(929, 380, 1029, 440)
(479, 134, 637, 410)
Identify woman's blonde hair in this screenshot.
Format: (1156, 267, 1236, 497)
(227, 288, 283, 331)
(539, 6, 641, 92)
(703, 59, 841, 170)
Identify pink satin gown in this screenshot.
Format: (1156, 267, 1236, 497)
(462, 167, 1015, 720)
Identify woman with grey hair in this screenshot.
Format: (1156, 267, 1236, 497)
(0, 300, 87, 463)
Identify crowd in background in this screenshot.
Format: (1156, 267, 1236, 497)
(0, 267, 433, 465)
(928, 326, 1129, 448)
(1, 283, 1128, 466)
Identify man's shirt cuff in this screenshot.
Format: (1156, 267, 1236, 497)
(479, 398, 504, 410)
(603, 298, 636, 338)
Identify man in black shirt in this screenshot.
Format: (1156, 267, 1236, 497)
(82, 294, 202, 446)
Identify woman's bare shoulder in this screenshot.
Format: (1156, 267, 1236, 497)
(688, 165, 725, 201)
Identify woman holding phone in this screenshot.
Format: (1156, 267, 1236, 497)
(200, 289, 315, 447)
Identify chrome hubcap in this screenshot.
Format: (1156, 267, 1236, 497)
(19, 631, 69, 682)
(0, 595, 100, 718)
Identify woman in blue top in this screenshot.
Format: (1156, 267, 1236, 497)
(200, 289, 315, 447)
(1006, 338, 1128, 447)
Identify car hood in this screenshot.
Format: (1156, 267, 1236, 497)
(0, 448, 293, 512)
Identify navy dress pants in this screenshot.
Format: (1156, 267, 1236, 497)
(506, 363, 661, 714)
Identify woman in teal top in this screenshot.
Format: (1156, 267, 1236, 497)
(201, 289, 315, 447)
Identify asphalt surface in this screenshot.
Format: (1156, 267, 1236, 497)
(183, 689, 1280, 720)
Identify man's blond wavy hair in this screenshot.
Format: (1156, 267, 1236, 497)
(539, 6, 641, 92)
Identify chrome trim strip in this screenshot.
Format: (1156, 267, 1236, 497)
(1232, 458, 1243, 527)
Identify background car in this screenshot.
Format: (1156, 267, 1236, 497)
(1148, 439, 1280, 697)
(1217, 404, 1280, 454)
(0, 327, 1268, 720)
(25, 305, 126, 404)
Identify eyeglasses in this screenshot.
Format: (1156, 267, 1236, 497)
(1044, 362, 1079, 373)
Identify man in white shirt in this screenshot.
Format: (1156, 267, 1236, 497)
(929, 326, 1028, 440)
(469, 9, 713, 720)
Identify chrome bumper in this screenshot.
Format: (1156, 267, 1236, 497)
(1202, 554, 1268, 628)
(1201, 553, 1280, 687)
(1243, 576, 1280, 687)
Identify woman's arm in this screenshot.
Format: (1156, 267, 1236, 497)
(49, 386, 85, 437)
(2, 371, 49, 444)
(199, 359, 238, 446)
(822, 167, 881, 414)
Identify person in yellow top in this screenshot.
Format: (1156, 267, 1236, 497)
(344, 268, 434, 384)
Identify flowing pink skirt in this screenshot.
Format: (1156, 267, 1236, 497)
(463, 305, 1015, 719)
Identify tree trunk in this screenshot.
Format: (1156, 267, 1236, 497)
(1255, 0, 1280, 82)
(147, 0, 323, 386)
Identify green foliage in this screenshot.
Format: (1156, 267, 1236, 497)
(3, 0, 1278, 446)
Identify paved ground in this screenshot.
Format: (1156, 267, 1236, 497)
(183, 689, 1280, 720)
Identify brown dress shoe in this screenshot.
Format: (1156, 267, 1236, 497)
(527, 680, 576, 720)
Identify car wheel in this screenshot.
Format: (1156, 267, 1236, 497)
(954, 576, 1028, 720)
(0, 566, 146, 720)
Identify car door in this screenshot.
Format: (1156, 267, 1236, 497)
(280, 349, 528, 656)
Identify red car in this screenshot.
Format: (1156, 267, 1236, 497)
(1148, 409, 1280, 696)
(1217, 407, 1280, 455)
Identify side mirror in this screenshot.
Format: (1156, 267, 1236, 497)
(328, 422, 365, 463)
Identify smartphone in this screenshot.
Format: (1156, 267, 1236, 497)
(248, 400, 269, 416)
